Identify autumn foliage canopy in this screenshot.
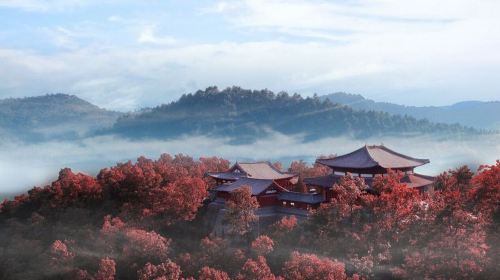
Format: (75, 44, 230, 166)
(0, 154, 498, 280)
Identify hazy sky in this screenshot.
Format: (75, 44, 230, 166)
(1, 0, 499, 111)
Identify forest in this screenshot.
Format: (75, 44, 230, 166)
(110, 87, 479, 142)
(0, 94, 121, 142)
(320, 92, 500, 130)
(0, 154, 498, 280)
(1, 89, 486, 145)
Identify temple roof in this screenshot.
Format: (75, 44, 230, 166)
(304, 174, 343, 189)
(316, 145, 429, 172)
(207, 161, 296, 181)
(206, 172, 243, 181)
(215, 178, 284, 195)
(400, 173, 435, 189)
(304, 172, 435, 190)
(278, 192, 325, 204)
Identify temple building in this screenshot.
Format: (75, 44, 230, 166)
(207, 161, 297, 187)
(213, 178, 288, 207)
(305, 145, 435, 201)
(207, 145, 435, 219)
(207, 162, 324, 220)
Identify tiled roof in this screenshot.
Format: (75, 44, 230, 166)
(206, 172, 243, 181)
(208, 161, 296, 180)
(278, 192, 325, 204)
(215, 178, 276, 195)
(400, 173, 435, 189)
(317, 145, 429, 170)
(236, 162, 296, 179)
(303, 174, 343, 189)
(304, 172, 434, 189)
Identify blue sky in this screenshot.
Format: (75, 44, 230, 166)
(0, 0, 499, 111)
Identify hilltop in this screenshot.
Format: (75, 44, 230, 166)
(1, 89, 487, 144)
(0, 94, 122, 142)
(110, 86, 477, 143)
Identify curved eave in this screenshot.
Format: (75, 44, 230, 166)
(316, 158, 430, 172)
(271, 174, 298, 180)
(206, 172, 241, 181)
(401, 173, 436, 189)
(316, 145, 430, 172)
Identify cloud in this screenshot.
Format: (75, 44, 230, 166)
(107, 15, 123, 22)
(1, 0, 500, 109)
(137, 26, 178, 46)
(199, 1, 238, 14)
(41, 26, 84, 49)
(0, 0, 89, 12)
(1, 26, 499, 111)
(208, 0, 489, 31)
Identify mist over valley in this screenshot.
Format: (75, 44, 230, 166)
(1, 88, 498, 197)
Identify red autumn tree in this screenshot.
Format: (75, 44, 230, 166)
(434, 165, 474, 197)
(282, 251, 349, 280)
(232, 248, 248, 267)
(224, 186, 259, 237)
(122, 229, 171, 264)
(137, 260, 182, 280)
(288, 160, 330, 178)
(331, 174, 366, 221)
(451, 165, 474, 188)
(97, 159, 163, 212)
(236, 256, 277, 280)
(3, 168, 102, 215)
(101, 215, 127, 235)
(97, 155, 208, 225)
(175, 253, 198, 278)
(48, 168, 102, 207)
(153, 154, 190, 182)
(307, 173, 368, 257)
(149, 176, 207, 223)
(200, 157, 231, 188)
(270, 215, 297, 240)
(366, 171, 426, 270)
(199, 157, 230, 174)
(398, 209, 488, 279)
(371, 172, 421, 234)
(470, 160, 500, 216)
(470, 160, 500, 277)
(49, 240, 74, 267)
(251, 235, 274, 256)
(74, 270, 93, 280)
(198, 266, 231, 280)
(392, 165, 491, 279)
(198, 236, 229, 268)
(95, 257, 116, 280)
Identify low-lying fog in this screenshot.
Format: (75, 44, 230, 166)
(1, 132, 499, 199)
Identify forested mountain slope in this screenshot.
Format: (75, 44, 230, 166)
(110, 87, 477, 143)
(321, 92, 500, 130)
(0, 94, 122, 141)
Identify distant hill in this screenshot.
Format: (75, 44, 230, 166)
(109, 86, 477, 143)
(321, 92, 500, 130)
(0, 94, 122, 142)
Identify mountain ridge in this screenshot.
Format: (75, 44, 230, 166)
(1, 89, 492, 144)
(0, 93, 122, 142)
(320, 92, 500, 129)
(109, 86, 479, 143)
